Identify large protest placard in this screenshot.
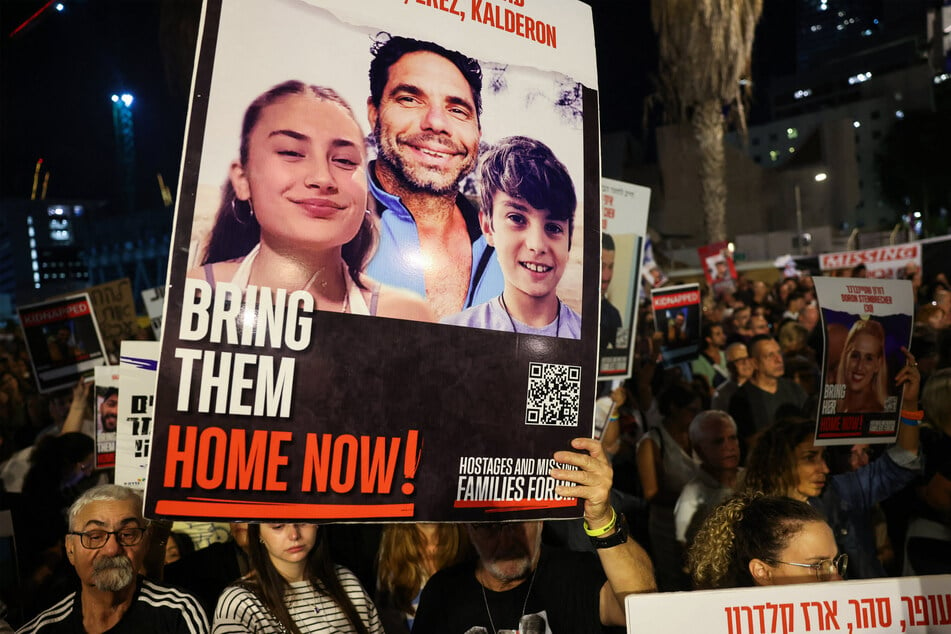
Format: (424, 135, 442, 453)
(115, 341, 160, 490)
(625, 575, 951, 634)
(17, 293, 107, 393)
(93, 365, 119, 470)
(651, 284, 701, 367)
(145, 0, 600, 522)
(599, 178, 650, 380)
(813, 277, 914, 445)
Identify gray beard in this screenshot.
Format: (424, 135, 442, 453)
(93, 555, 134, 592)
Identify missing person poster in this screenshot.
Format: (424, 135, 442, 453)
(115, 341, 161, 490)
(697, 241, 737, 299)
(651, 284, 701, 367)
(813, 277, 914, 445)
(94, 365, 120, 470)
(145, 0, 601, 522)
(599, 178, 650, 380)
(625, 575, 951, 634)
(17, 293, 107, 393)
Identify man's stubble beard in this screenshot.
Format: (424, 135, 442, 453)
(373, 120, 475, 196)
(93, 555, 135, 592)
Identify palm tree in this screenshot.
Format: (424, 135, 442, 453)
(651, 0, 763, 243)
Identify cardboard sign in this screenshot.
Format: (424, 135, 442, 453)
(115, 341, 161, 490)
(813, 277, 914, 445)
(625, 575, 951, 634)
(651, 284, 702, 367)
(599, 178, 650, 380)
(93, 366, 119, 469)
(145, 0, 600, 522)
(17, 293, 107, 393)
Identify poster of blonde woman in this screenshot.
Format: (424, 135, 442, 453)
(813, 277, 914, 445)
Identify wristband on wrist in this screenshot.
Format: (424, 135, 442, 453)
(900, 409, 924, 420)
(900, 417, 921, 427)
(583, 508, 617, 537)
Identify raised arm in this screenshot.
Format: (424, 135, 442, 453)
(552, 437, 656, 626)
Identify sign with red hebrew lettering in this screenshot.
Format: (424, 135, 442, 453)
(625, 575, 951, 633)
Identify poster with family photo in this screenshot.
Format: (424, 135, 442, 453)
(813, 277, 914, 445)
(651, 284, 701, 367)
(598, 178, 650, 380)
(17, 293, 107, 393)
(145, 0, 601, 522)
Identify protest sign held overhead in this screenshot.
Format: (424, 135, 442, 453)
(93, 366, 119, 470)
(18, 293, 107, 393)
(698, 241, 737, 299)
(651, 284, 702, 367)
(146, 0, 601, 522)
(813, 277, 914, 445)
(57, 279, 139, 365)
(599, 178, 650, 380)
(115, 340, 161, 490)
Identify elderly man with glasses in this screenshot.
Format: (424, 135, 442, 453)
(17, 484, 208, 634)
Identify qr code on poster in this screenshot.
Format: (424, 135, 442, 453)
(525, 362, 581, 427)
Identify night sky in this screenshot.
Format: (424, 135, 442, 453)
(0, 0, 792, 211)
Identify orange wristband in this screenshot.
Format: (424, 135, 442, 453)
(900, 409, 924, 421)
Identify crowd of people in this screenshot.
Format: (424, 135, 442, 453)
(0, 266, 946, 632)
(1, 25, 950, 633)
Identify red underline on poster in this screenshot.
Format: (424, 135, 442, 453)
(818, 432, 863, 438)
(155, 498, 415, 518)
(453, 499, 577, 510)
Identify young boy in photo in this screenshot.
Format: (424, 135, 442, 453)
(441, 136, 580, 338)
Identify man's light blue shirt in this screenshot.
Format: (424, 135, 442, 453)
(365, 166, 503, 311)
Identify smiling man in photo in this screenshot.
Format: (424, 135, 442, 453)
(365, 36, 502, 320)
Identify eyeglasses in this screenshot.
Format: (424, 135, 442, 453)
(768, 553, 848, 582)
(68, 527, 146, 550)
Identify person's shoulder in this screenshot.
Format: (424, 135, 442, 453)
(366, 278, 434, 322)
(138, 578, 209, 632)
(15, 593, 77, 633)
(332, 564, 368, 590)
(439, 301, 493, 328)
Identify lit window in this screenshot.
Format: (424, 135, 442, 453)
(769, 150, 779, 161)
(788, 147, 796, 154)
(787, 127, 798, 139)
(895, 110, 905, 119)
(853, 121, 861, 128)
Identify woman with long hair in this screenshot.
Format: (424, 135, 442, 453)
(688, 493, 844, 588)
(375, 524, 470, 633)
(741, 347, 921, 579)
(832, 318, 888, 413)
(190, 80, 431, 321)
(213, 523, 381, 633)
